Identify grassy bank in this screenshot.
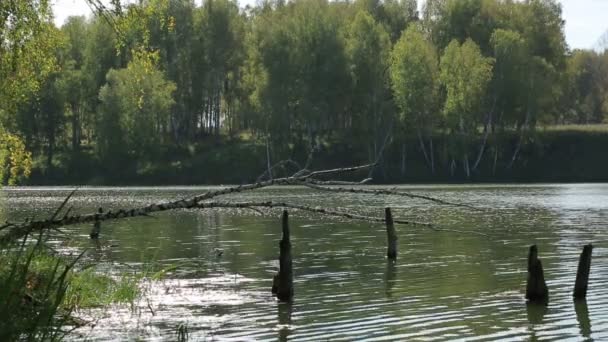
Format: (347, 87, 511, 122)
(27, 129, 608, 185)
(0, 233, 142, 340)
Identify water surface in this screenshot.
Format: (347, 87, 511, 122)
(3, 184, 608, 341)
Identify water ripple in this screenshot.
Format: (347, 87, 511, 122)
(3, 184, 608, 340)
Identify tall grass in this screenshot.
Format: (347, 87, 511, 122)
(0, 230, 143, 340)
(0, 231, 79, 340)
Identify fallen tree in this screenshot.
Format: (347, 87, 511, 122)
(0, 162, 481, 245)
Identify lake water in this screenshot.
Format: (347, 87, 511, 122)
(3, 184, 608, 341)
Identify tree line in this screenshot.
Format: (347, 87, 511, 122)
(1, 0, 608, 183)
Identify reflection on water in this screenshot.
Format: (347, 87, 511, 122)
(526, 302, 547, 325)
(3, 184, 608, 340)
(575, 299, 592, 338)
(277, 302, 293, 341)
(384, 260, 397, 298)
(526, 302, 547, 342)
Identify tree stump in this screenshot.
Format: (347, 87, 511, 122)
(526, 245, 549, 305)
(274, 210, 293, 302)
(574, 244, 593, 299)
(385, 208, 397, 260)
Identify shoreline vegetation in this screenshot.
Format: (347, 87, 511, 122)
(28, 127, 608, 185)
(0, 233, 144, 340)
(3, 0, 608, 189)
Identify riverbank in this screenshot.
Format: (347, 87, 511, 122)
(28, 129, 608, 185)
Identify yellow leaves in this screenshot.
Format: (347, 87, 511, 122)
(0, 132, 33, 186)
(167, 16, 176, 32)
(131, 48, 160, 74)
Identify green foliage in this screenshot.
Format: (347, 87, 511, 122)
(344, 10, 392, 148)
(245, 0, 352, 146)
(1, 0, 602, 181)
(98, 52, 176, 164)
(390, 24, 440, 131)
(65, 268, 141, 308)
(440, 39, 494, 132)
(0, 233, 77, 340)
(565, 50, 608, 124)
(0, 232, 145, 339)
(0, 0, 58, 119)
(490, 29, 528, 125)
(425, 0, 499, 53)
(0, 1, 53, 185)
(354, 0, 417, 42)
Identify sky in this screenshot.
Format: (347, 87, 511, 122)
(52, 0, 608, 50)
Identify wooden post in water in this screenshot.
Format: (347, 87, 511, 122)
(272, 210, 294, 302)
(526, 245, 549, 305)
(89, 208, 103, 239)
(574, 244, 593, 299)
(385, 208, 397, 260)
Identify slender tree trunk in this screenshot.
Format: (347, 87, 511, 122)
(508, 76, 535, 169)
(215, 87, 221, 138)
(373, 140, 378, 163)
(417, 129, 432, 173)
(492, 147, 498, 175)
(472, 97, 497, 172)
(71, 104, 81, 152)
(507, 107, 530, 169)
(401, 143, 406, 176)
(450, 158, 456, 177)
(429, 138, 435, 174)
(463, 153, 470, 178)
(47, 133, 55, 171)
(368, 118, 393, 179)
(472, 110, 493, 172)
(266, 137, 272, 181)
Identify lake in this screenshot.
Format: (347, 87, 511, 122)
(3, 184, 608, 341)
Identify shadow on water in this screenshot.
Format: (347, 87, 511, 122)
(575, 299, 592, 338)
(277, 302, 293, 342)
(384, 260, 397, 298)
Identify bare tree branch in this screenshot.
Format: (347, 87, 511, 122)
(305, 178, 373, 186)
(0, 162, 485, 245)
(0, 164, 375, 243)
(292, 143, 318, 178)
(256, 159, 301, 183)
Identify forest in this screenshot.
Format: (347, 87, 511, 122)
(1, 0, 608, 184)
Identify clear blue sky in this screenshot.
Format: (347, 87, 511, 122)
(52, 0, 607, 50)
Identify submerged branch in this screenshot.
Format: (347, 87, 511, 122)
(195, 201, 432, 226)
(193, 201, 488, 236)
(301, 182, 479, 210)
